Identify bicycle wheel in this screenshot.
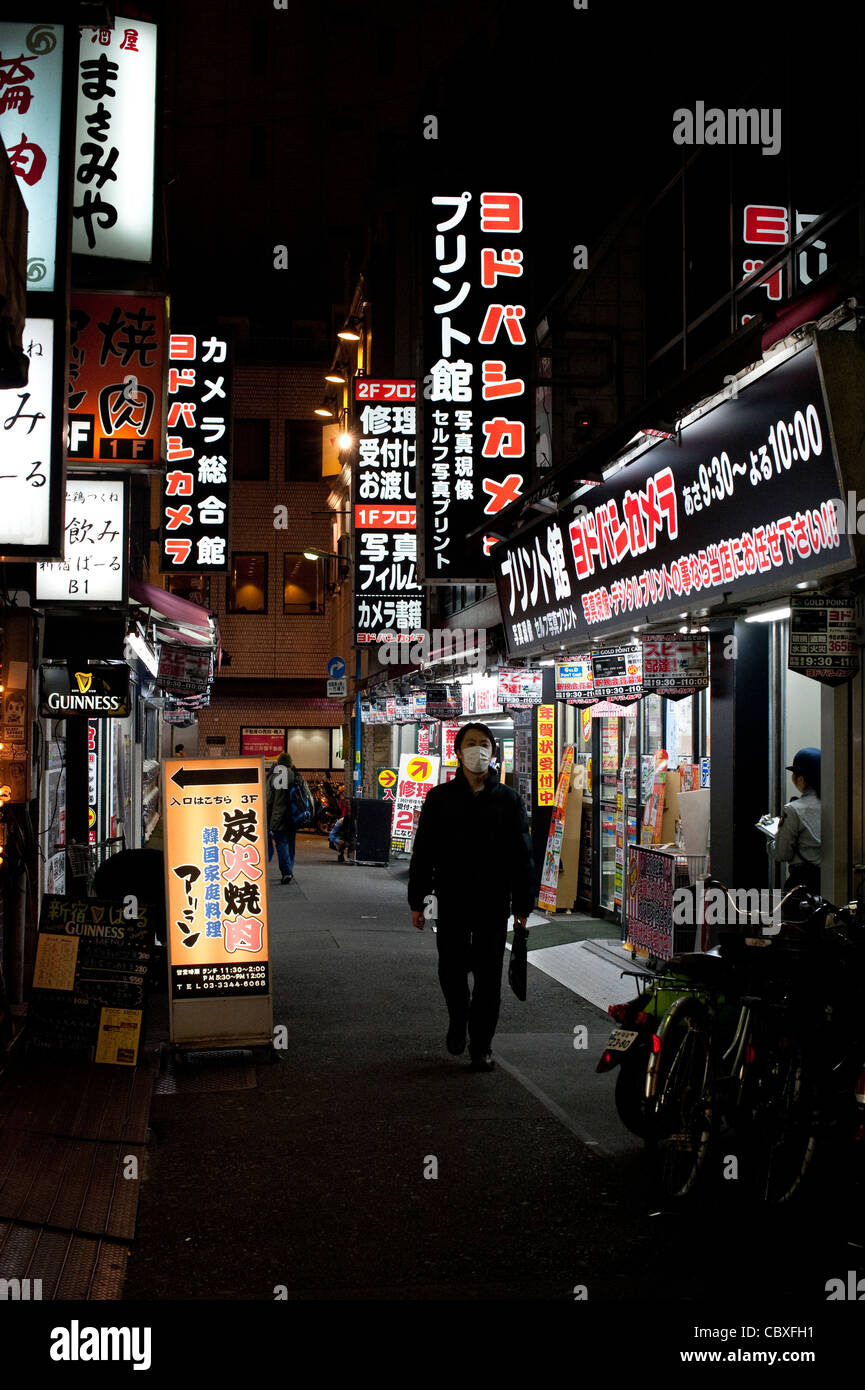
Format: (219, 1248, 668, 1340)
(649, 1001, 714, 1198)
(740, 1035, 817, 1203)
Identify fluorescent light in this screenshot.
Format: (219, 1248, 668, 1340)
(126, 631, 159, 675)
(744, 606, 791, 624)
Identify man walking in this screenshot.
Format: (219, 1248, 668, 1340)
(408, 723, 536, 1071)
(266, 752, 311, 884)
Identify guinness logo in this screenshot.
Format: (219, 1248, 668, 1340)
(74, 671, 92, 693)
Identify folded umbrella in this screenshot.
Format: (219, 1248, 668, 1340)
(508, 929, 528, 1001)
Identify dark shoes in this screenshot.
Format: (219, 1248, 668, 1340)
(280, 873, 293, 884)
(446, 1022, 467, 1056)
(469, 1051, 494, 1071)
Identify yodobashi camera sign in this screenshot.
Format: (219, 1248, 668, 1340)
(39, 664, 130, 717)
(494, 341, 853, 656)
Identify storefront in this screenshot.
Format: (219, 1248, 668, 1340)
(493, 328, 865, 929)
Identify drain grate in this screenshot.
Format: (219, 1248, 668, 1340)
(0, 1220, 127, 1299)
(154, 1048, 257, 1095)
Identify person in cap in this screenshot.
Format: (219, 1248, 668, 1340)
(769, 747, 821, 894)
(407, 722, 536, 1071)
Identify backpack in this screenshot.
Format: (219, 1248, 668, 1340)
(288, 779, 311, 828)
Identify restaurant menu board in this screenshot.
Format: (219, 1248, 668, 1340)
(390, 754, 440, 855)
(626, 846, 677, 961)
(163, 759, 270, 1003)
(789, 594, 859, 685)
(642, 635, 709, 700)
(28, 895, 150, 1063)
(556, 657, 596, 705)
(497, 666, 543, 706)
(591, 644, 643, 702)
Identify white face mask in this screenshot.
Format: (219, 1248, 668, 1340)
(461, 744, 492, 773)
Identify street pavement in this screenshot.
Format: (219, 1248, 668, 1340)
(124, 834, 862, 1303)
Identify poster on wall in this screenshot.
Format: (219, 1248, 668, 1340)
(240, 728, 286, 761)
(788, 593, 858, 686)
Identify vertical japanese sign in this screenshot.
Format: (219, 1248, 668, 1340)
(163, 758, 272, 1047)
(353, 380, 426, 644)
(536, 703, 555, 808)
(36, 477, 127, 603)
(72, 21, 156, 261)
(160, 331, 232, 572)
(424, 189, 531, 580)
(0, 319, 63, 557)
(67, 293, 165, 462)
(0, 22, 63, 290)
(390, 753, 440, 855)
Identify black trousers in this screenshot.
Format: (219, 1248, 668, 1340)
(435, 916, 508, 1055)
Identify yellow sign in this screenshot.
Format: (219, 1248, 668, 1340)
(95, 1007, 143, 1066)
(32, 932, 79, 991)
(378, 768, 397, 789)
(74, 671, 92, 693)
(406, 756, 432, 782)
(322, 423, 342, 477)
(536, 704, 555, 807)
(163, 757, 273, 1047)
(87, 806, 96, 828)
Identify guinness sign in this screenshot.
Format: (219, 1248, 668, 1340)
(40, 664, 131, 718)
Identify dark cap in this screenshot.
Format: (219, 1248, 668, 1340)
(786, 747, 820, 790)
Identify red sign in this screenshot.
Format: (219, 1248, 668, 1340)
(240, 728, 286, 759)
(355, 380, 416, 401)
(354, 505, 417, 529)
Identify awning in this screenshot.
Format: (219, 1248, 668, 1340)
(128, 577, 221, 663)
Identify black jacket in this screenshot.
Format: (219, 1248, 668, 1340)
(407, 766, 536, 919)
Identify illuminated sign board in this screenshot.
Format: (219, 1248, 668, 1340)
(159, 330, 232, 572)
(163, 758, 273, 1047)
(0, 318, 63, 558)
(39, 663, 131, 717)
(72, 21, 157, 261)
(0, 22, 64, 290)
(495, 343, 853, 654)
(354, 378, 425, 644)
(36, 477, 128, 603)
(423, 189, 531, 581)
(67, 292, 166, 463)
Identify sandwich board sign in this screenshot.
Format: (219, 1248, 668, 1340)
(163, 758, 272, 1050)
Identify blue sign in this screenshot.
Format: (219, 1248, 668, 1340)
(327, 656, 346, 679)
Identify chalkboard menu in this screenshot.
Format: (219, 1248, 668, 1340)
(28, 896, 151, 1064)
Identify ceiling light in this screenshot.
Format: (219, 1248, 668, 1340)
(314, 398, 335, 418)
(744, 605, 792, 624)
(325, 368, 347, 385)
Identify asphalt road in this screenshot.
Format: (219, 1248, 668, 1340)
(125, 834, 863, 1304)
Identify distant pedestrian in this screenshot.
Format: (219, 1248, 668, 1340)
(407, 722, 535, 1071)
(266, 752, 312, 884)
(174, 744, 184, 756)
(770, 747, 821, 894)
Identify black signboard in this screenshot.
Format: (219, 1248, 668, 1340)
(423, 187, 532, 582)
(642, 634, 709, 700)
(40, 662, 131, 717)
(28, 895, 151, 1060)
(591, 644, 643, 702)
(495, 342, 852, 654)
(159, 329, 232, 573)
(789, 594, 859, 686)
